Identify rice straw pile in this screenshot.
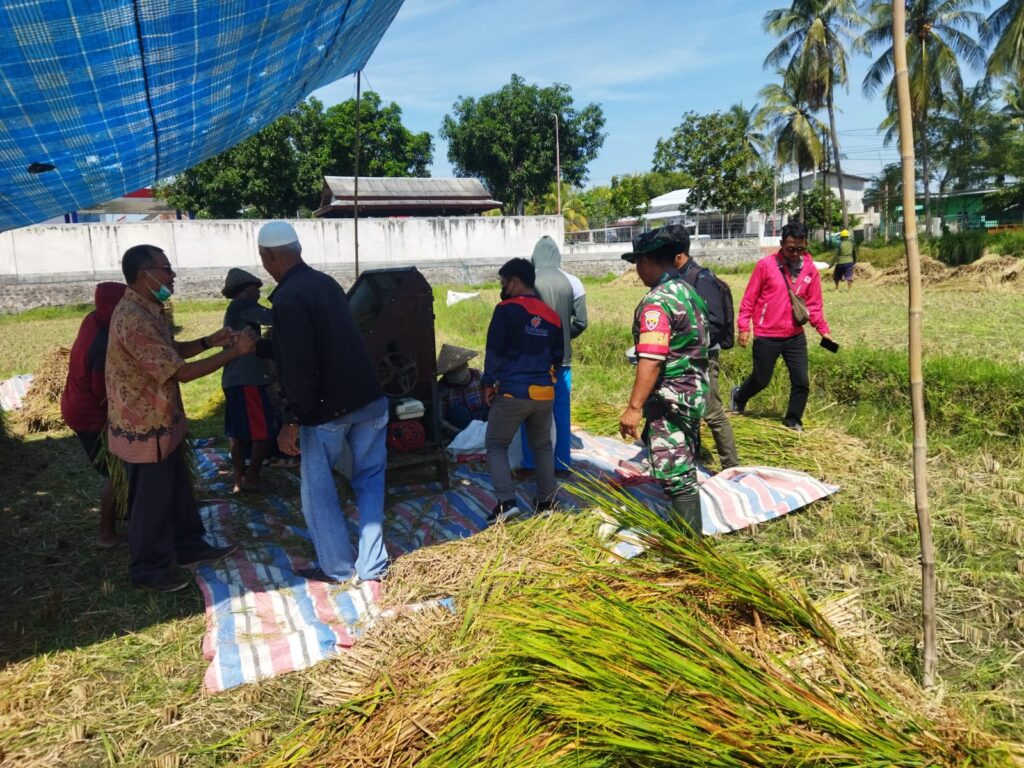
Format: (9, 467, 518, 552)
(19, 346, 70, 433)
(256, 484, 1015, 768)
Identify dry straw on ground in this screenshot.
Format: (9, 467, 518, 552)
(866, 253, 1024, 289)
(18, 345, 69, 433)
(248, 456, 1019, 768)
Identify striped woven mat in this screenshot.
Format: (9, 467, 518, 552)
(190, 431, 838, 691)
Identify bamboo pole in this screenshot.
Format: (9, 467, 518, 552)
(892, 0, 936, 688)
(354, 70, 362, 278)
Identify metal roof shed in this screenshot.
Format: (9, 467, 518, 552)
(314, 177, 503, 218)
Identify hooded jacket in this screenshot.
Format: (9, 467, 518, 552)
(737, 252, 830, 339)
(530, 236, 588, 365)
(61, 282, 127, 432)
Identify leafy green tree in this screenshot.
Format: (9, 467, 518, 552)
(577, 185, 616, 229)
(159, 94, 432, 218)
(161, 119, 297, 218)
(864, 163, 904, 240)
(785, 180, 860, 237)
(440, 74, 606, 215)
(653, 110, 775, 217)
(930, 82, 1011, 199)
(860, 0, 986, 230)
(291, 94, 431, 210)
(764, 0, 866, 228)
(524, 182, 589, 232)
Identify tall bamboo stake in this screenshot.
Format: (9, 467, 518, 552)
(892, 0, 936, 688)
(353, 70, 362, 278)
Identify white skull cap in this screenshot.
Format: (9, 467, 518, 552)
(257, 220, 299, 248)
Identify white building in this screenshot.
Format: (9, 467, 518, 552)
(644, 169, 879, 246)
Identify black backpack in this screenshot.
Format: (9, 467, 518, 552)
(681, 262, 735, 350)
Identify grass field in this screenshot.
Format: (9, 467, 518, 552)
(1, 265, 1022, 765)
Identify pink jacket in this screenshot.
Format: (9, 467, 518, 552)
(737, 252, 831, 339)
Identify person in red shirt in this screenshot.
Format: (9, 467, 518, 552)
(60, 282, 128, 548)
(730, 222, 836, 432)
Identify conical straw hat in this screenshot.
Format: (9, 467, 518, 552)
(436, 343, 478, 375)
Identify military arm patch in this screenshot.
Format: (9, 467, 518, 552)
(636, 304, 670, 359)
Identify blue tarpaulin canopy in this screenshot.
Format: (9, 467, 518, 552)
(0, 0, 404, 232)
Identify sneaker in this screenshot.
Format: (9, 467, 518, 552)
(134, 567, 191, 593)
(487, 499, 521, 524)
(178, 542, 238, 567)
(729, 386, 744, 414)
(781, 418, 804, 433)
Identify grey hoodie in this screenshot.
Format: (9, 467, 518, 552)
(531, 236, 588, 366)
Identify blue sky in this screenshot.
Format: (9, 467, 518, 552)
(313, 0, 915, 187)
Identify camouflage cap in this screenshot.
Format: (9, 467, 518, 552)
(621, 224, 690, 263)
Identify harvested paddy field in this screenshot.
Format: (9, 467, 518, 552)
(1, 270, 1022, 766)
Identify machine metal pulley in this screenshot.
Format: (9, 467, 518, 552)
(375, 351, 418, 397)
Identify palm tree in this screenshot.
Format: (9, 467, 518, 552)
(860, 0, 986, 234)
(983, 0, 1024, 78)
(998, 75, 1024, 126)
(764, 0, 867, 229)
(727, 102, 771, 167)
(758, 80, 827, 224)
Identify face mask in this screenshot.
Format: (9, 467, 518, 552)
(499, 288, 510, 301)
(145, 271, 173, 303)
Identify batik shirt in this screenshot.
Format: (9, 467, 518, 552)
(632, 270, 710, 420)
(105, 288, 187, 463)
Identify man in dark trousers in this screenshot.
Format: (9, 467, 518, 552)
(106, 245, 255, 592)
(732, 221, 834, 431)
(258, 221, 390, 587)
(670, 226, 740, 470)
(482, 258, 564, 523)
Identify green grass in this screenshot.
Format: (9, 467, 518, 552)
(2, 273, 1023, 764)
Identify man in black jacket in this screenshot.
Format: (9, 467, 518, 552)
(671, 227, 739, 469)
(258, 221, 390, 586)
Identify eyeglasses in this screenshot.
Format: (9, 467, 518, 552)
(146, 265, 176, 276)
(781, 245, 803, 254)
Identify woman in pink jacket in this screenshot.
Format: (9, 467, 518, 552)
(730, 222, 835, 432)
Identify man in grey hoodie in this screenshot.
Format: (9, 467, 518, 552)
(521, 235, 588, 472)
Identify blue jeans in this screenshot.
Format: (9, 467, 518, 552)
(299, 396, 389, 581)
(520, 365, 571, 471)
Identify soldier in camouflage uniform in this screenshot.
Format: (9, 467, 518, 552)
(619, 226, 710, 535)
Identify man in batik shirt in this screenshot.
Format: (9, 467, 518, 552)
(618, 227, 710, 535)
(107, 244, 256, 592)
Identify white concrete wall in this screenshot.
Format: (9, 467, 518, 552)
(0, 216, 564, 279)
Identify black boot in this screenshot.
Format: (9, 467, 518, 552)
(669, 494, 702, 537)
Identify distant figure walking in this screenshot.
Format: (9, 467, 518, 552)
(832, 229, 855, 291)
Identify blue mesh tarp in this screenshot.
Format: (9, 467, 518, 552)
(0, 0, 404, 231)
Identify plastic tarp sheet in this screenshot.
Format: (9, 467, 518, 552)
(0, 0, 404, 231)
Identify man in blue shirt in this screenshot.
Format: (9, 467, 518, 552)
(482, 258, 564, 522)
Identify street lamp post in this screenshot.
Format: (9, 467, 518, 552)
(552, 112, 561, 215)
